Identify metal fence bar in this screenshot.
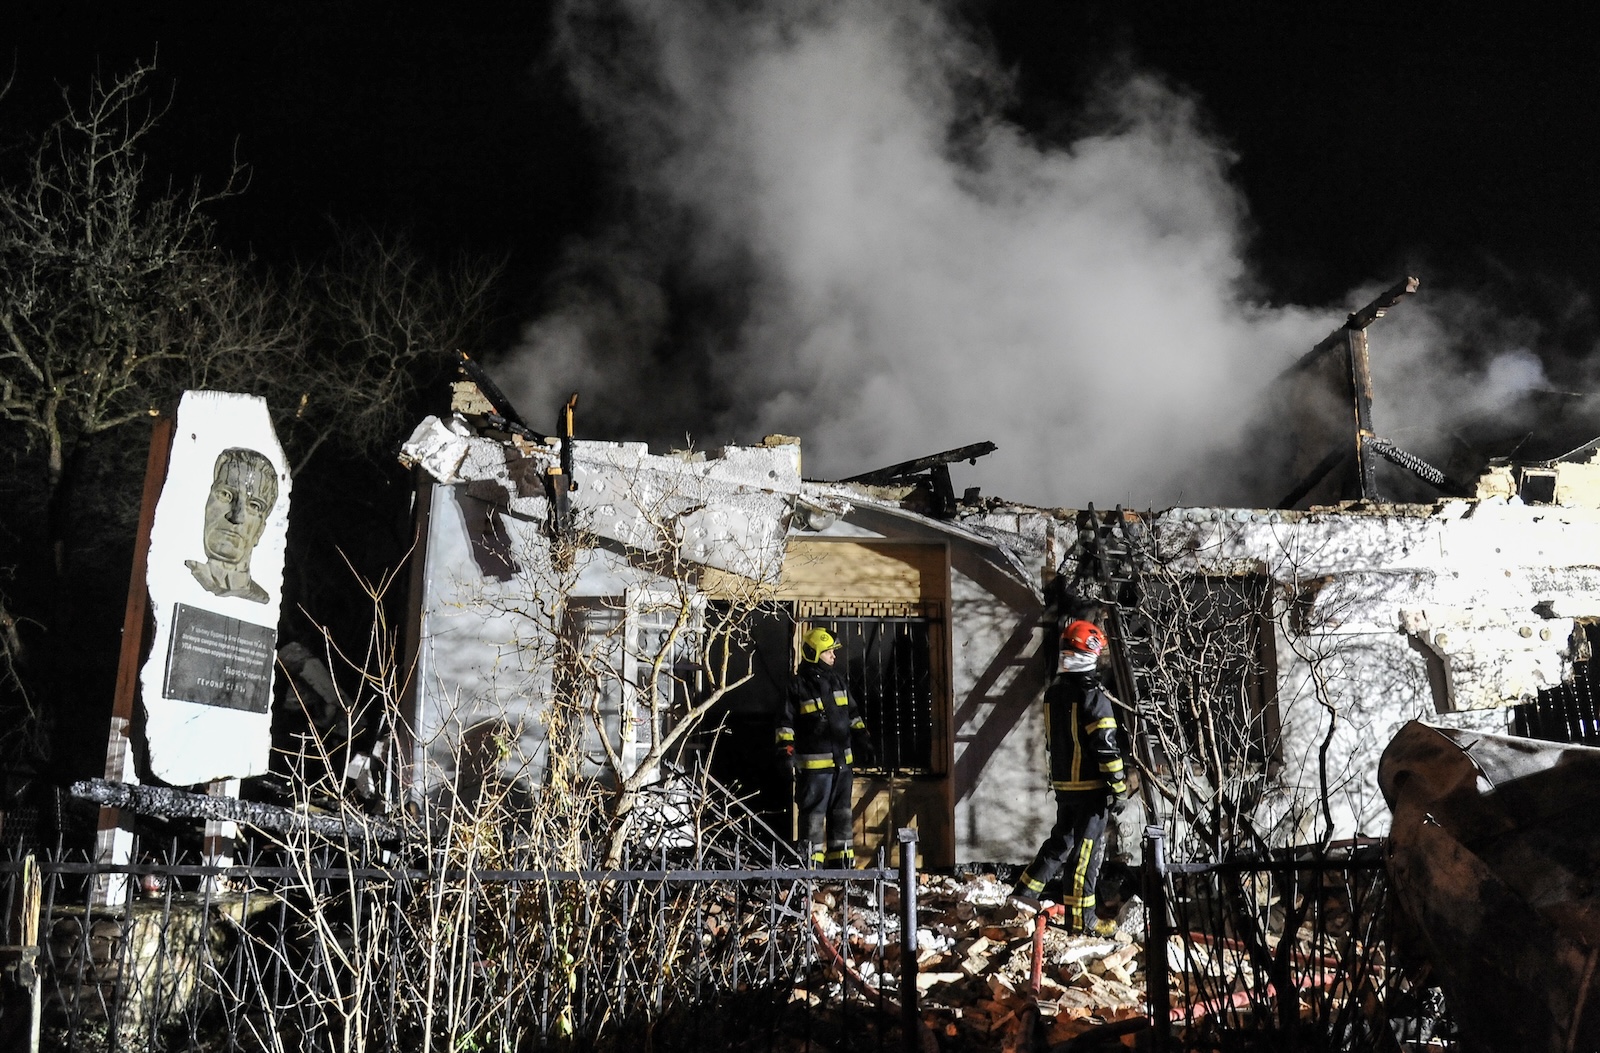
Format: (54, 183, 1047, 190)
(1146, 839, 1448, 1052)
(1143, 825, 1171, 1053)
(896, 828, 918, 1053)
(6, 843, 917, 1053)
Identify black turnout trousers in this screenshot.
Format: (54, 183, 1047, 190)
(1017, 788, 1110, 928)
(795, 765, 854, 865)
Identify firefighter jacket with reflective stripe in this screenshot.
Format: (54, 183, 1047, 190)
(778, 661, 866, 770)
(1043, 672, 1127, 794)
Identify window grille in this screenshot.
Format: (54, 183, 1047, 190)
(1513, 654, 1600, 746)
(804, 602, 942, 776)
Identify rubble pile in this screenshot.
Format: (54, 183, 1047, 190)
(790, 872, 1151, 1051)
(704, 868, 1407, 1050)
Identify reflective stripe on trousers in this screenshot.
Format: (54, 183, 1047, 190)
(796, 766, 854, 867)
(1015, 789, 1110, 929)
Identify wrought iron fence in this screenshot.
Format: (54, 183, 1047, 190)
(0, 835, 923, 1053)
(1143, 831, 1453, 1052)
(2, 825, 1464, 1053)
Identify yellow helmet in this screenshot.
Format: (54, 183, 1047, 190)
(801, 627, 838, 663)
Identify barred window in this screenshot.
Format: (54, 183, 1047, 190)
(805, 602, 943, 775)
(1513, 625, 1600, 745)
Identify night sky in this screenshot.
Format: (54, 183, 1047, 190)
(10, 3, 1600, 458)
(8, 2, 583, 282)
(13, 5, 1596, 298)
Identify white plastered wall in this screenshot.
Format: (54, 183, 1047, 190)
(1153, 498, 1600, 841)
(949, 561, 1051, 862)
(412, 483, 659, 795)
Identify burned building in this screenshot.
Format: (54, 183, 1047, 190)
(397, 286, 1600, 866)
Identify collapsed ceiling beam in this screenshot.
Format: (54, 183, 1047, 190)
(456, 350, 547, 443)
(1281, 276, 1420, 378)
(842, 441, 998, 486)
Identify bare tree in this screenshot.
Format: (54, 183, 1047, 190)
(0, 59, 504, 555)
(1123, 517, 1382, 861)
(0, 62, 504, 767)
(194, 228, 505, 477)
(0, 61, 283, 569)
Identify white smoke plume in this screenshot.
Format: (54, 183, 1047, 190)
(508, 0, 1554, 508)
(1362, 284, 1565, 471)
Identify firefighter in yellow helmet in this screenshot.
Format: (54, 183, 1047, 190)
(776, 627, 874, 866)
(1011, 618, 1128, 935)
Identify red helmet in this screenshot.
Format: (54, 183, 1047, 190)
(1061, 619, 1106, 657)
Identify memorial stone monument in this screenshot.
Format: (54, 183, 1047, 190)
(140, 392, 292, 784)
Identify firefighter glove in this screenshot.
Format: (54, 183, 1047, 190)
(850, 729, 877, 766)
(778, 744, 796, 772)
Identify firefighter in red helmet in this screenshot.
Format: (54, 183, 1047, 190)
(1011, 618, 1128, 935)
(777, 627, 874, 866)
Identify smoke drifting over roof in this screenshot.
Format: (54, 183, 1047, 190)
(507, 0, 1556, 508)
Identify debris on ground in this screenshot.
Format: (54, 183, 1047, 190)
(783, 871, 1150, 1051)
(771, 866, 1409, 1051)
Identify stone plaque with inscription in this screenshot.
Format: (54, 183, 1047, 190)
(162, 604, 276, 713)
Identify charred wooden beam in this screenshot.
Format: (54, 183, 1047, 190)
(546, 392, 579, 536)
(456, 350, 547, 442)
(1282, 276, 1420, 378)
(1274, 277, 1417, 502)
(843, 441, 998, 485)
(71, 779, 403, 842)
(1349, 328, 1380, 499)
(1347, 275, 1422, 330)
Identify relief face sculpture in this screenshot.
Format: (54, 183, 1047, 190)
(185, 448, 279, 603)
